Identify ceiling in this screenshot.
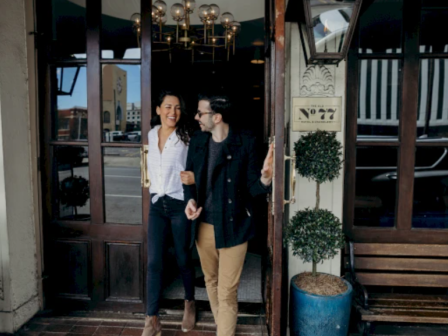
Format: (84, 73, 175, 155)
(69, 0, 264, 25)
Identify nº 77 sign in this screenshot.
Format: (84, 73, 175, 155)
(292, 97, 342, 132)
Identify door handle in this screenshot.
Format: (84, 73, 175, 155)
(140, 145, 150, 188)
(270, 135, 297, 215)
(284, 154, 296, 207)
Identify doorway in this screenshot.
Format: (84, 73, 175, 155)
(37, 0, 282, 322)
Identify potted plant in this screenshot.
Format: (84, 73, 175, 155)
(284, 130, 352, 336)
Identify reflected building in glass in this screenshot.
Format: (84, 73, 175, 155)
(102, 64, 128, 133)
(127, 102, 141, 129)
(57, 107, 88, 140)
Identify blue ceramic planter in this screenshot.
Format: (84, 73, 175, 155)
(289, 274, 353, 336)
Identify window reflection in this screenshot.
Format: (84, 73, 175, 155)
(358, 0, 403, 54)
(355, 147, 398, 227)
(54, 146, 90, 220)
(51, 0, 87, 60)
(55, 66, 88, 141)
(413, 147, 448, 229)
(102, 64, 141, 143)
(101, 0, 141, 59)
(357, 60, 402, 138)
(417, 59, 448, 139)
(421, 1, 448, 53)
(104, 147, 142, 224)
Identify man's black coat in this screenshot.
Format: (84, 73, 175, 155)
(183, 127, 271, 249)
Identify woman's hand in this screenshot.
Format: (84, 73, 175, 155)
(180, 171, 195, 185)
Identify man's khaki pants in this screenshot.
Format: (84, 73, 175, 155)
(196, 222, 248, 336)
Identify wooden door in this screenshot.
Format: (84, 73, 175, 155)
(37, 0, 152, 312)
(263, 0, 286, 334)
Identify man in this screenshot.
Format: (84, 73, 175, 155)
(180, 93, 273, 336)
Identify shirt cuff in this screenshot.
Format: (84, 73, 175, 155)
(259, 179, 272, 191)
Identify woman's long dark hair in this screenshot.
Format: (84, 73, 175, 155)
(151, 89, 193, 145)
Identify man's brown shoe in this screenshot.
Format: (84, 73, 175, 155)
(141, 315, 162, 336)
(181, 300, 196, 332)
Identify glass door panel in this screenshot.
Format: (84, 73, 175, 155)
(358, 0, 403, 54)
(101, 0, 141, 59)
(417, 59, 448, 140)
(104, 147, 142, 224)
(421, 1, 448, 53)
(51, 0, 87, 60)
(53, 65, 88, 141)
(357, 60, 402, 139)
(102, 64, 141, 143)
(412, 146, 448, 228)
(354, 146, 398, 227)
(54, 145, 90, 220)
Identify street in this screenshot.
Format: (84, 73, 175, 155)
(58, 163, 143, 224)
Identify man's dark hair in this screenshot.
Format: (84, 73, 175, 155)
(198, 92, 233, 124)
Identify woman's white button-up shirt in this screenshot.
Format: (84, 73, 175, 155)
(147, 125, 188, 204)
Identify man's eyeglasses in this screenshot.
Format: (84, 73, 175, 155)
(196, 111, 215, 118)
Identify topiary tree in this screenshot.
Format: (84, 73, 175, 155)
(284, 130, 345, 277)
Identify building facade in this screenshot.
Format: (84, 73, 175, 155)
(1, 0, 447, 334)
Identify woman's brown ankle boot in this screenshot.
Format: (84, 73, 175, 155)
(141, 315, 162, 336)
(181, 300, 196, 332)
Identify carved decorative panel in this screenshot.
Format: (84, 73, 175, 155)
(300, 65, 336, 97)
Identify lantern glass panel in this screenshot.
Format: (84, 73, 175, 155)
(309, 0, 354, 53)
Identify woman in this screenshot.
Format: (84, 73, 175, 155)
(142, 90, 195, 336)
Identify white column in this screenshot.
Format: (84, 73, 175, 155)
(0, 0, 40, 332)
(287, 23, 345, 281)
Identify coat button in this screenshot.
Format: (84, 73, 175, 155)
(227, 178, 231, 183)
(227, 155, 232, 160)
(228, 199, 232, 204)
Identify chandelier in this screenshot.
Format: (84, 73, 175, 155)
(131, 1, 241, 63)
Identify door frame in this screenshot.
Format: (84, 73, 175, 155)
(35, 0, 287, 331)
(263, 0, 286, 335)
(36, 0, 152, 312)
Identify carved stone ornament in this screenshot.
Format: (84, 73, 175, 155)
(300, 65, 335, 97)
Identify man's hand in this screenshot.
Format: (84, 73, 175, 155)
(261, 143, 274, 186)
(180, 171, 195, 185)
(185, 199, 202, 220)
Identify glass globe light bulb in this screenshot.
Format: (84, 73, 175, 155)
(221, 12, 234, 28)
(171, 3, 185, 21)
(198, 5, 211, 20)
(130, 13, 141, 24)
(154, 0, 167, 15)
(152, 5, 160, 21)
(209, 4, 220, 20)
(231, 21, 241, 34)
(158, 15, 167, 25)
(183, 0, 196, 12)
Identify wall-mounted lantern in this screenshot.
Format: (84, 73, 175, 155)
(286, 0, 364, 65)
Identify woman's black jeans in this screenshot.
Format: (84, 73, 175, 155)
(146, 194, 195, 316)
